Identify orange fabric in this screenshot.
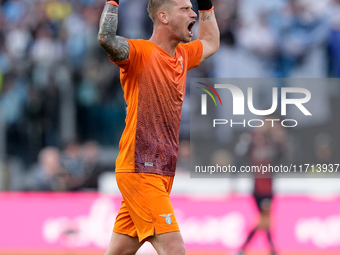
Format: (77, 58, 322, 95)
(110, 39, 203, 176)
(113, 173, 179, 242)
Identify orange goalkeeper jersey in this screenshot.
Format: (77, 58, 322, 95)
(111, 39, 203, 176)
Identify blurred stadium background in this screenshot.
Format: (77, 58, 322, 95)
(0, 0, 340, 254)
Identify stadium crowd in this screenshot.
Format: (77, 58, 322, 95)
(0, 0, 340, 191)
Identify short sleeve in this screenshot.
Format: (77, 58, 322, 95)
(179, 40, 203, 70)
(109, 39, 152, 77)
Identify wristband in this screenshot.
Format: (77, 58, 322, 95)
(106, 0, 119, 7)
(197, 0, 213, 11)
(198, 6, 214, 12)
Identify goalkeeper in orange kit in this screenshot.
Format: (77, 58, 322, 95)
(97, 0, 220, 254)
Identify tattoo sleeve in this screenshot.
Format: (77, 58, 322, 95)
(200, 11, 212, 21)
(98, 4, 129, 62)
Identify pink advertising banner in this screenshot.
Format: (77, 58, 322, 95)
(0, 193, 340, 254)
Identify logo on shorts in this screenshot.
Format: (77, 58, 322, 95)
(144, 162, 154, 167)
(159, 213, 173, 225)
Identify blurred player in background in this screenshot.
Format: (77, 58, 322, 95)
(97, 0, 219, 254)
(235, 121, 292, 255)
(236, 178, 277, 255)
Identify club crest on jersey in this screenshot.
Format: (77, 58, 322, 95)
(178, 56, 183, 70)
(160, 213, 173, 225)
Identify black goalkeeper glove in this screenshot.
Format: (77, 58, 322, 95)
(197, 0, 213, 11)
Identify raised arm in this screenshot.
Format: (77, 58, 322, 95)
(97, 1, 129, 62)
(197, 0, 220, 63)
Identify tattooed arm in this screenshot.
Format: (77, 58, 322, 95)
(98, 3, 129, 62)
(197, 9, 220, 63)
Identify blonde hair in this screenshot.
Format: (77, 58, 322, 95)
(147, 0, 175, 22)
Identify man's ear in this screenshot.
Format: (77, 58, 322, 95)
(158, 11, 169, 24)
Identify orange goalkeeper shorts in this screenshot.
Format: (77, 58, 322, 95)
(113, 173, 180, 242)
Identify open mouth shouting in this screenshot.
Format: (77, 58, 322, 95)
(188, 20, 195, 37)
